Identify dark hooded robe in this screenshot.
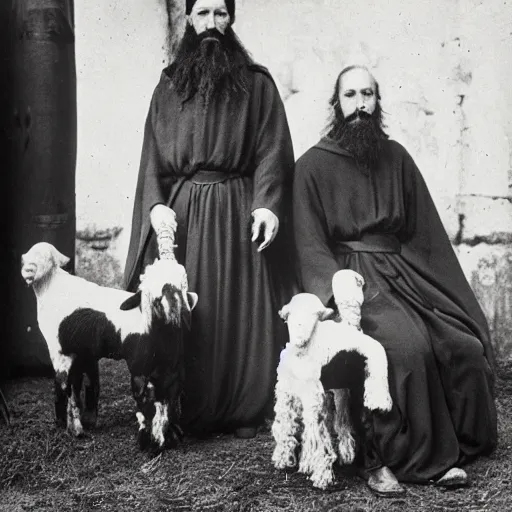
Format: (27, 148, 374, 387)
(123, 65, 295, 434)
(293, 136, 497, 483)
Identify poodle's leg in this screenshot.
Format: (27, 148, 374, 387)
(331, 388, 356, 465)
(271, 383, 302, 469)
(344, 334, 393, 412)
(300, 385, 337, 489)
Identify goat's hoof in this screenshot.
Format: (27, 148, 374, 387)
(81, 410, 98, 429)
(68, 424, 84, 438)
(137, 429, 151, 451)
(165, 424, 184, 448)
(55, 417, 67, 429)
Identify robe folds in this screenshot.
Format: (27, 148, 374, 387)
(293, 137, 497, 482)
(124, 65, 296, 434)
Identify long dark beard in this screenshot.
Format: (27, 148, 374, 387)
(170, 24, 253, 107)
(326, 93, 388, 169)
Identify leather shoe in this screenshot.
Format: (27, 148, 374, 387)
(434, 467, 468, 488)
(367, 466, 406, 497)
(234, 426, 258, 439)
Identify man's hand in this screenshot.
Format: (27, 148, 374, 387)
(150, 204, 177, 232)
(251, 208, 279, 252)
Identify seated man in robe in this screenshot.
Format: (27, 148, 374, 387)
(293, 64, 497, 496)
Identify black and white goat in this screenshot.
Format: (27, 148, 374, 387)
(21, 242, 197, 453)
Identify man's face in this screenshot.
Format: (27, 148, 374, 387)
(189, 0, 231, 35)
(338, 68, 377, 121)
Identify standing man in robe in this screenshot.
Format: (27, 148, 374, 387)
(293, 65, 497, 495)
(124, 0, 295, 439)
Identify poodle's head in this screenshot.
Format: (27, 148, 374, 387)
(279, 293, 335, 349)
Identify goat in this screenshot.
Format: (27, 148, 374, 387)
(21, 242, 197, 453)
(272, 285, 392, 489)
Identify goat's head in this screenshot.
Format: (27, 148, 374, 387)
(279, 293, 335, 349)
(332, 269, 365, 308)
(21, 242, 70, 286)
(120, 259, 198, 331)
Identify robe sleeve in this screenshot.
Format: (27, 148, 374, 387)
(123, 84, 172, 290)
(139, 89, 168, 215)
(293, 155, 340, 306)
(250, 74, 294, 219)
(400, 146, 496, 373)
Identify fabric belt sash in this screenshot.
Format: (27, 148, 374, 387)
(190, 169, 243, 184)
(335, 233, 401, 254)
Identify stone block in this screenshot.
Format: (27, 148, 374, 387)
(457, 243, 512, 360)
(457, 195, 512, 245)
(75, 226, 124, 289)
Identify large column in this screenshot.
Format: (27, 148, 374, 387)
(7, 0, 77, 374)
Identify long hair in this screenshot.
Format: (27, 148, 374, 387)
(169, 24, 254, 106)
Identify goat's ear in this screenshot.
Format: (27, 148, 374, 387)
(278, 304, 290, 321)
(355, 273, 365, 288)
(120, 291, 142, 311)
(186, 292, 198, 311)
(51, 246, 70, 268)
(319, 307, 335, 321)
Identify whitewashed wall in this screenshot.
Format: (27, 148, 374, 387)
(75, 0, 168, 264)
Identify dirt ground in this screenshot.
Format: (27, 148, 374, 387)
(1, 359, 511, 512)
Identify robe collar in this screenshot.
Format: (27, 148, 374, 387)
(314, 136, 354, 158)
(313, 137, 372, 175)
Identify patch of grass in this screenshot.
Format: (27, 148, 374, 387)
(1, 359, 511, 512)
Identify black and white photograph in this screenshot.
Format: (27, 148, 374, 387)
(0, 1, 511, 510)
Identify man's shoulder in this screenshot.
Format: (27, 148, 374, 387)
(295, 139, 341, 175)
(247, 63, 273, 79)
(383, 139, 418, 163)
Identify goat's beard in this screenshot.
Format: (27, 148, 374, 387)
(326, 105, 388, 170)
(170, 24, 253, 107)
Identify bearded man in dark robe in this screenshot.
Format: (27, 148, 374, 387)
(124, 0, 295, 439)
(293, 65, 497, 495)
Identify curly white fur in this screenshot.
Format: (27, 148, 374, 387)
(272, 271, 392, 490)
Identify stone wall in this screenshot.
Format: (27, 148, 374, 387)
(74, 0, 512, 358)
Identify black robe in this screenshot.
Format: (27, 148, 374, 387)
(293, 136, 497, 482)
(124, 65, 295, 433)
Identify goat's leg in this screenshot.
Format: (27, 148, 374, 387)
(150, 399, 169, 454)
(54, 377, 67, 428)
(131, 374, 151, 451)
(82, 360, 100, 429)
(52, 350, 73, 428)
(66, 359, 84, 437)
(331, 388, 356, 465)
(271, 383, 302, 469)
(299, 386, 337, 489)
